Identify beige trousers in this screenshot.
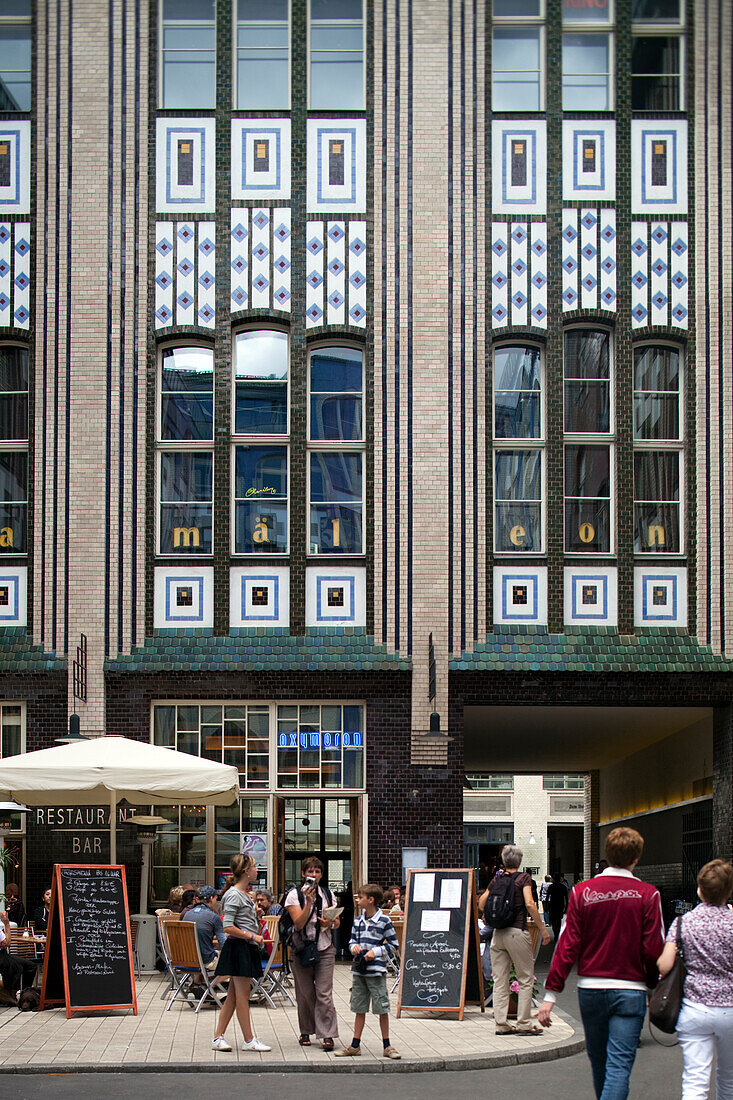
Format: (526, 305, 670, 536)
(290, 943, 339, 1040)
(489, 926, 535, 1027)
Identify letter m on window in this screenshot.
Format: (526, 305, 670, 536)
(174, 526, 200, 548)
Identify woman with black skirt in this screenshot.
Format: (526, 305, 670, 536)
(211, 854, 271, 1053)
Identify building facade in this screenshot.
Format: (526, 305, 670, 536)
(0, 0, 732, 915)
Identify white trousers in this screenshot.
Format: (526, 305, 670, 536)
(677, 999, 733, 1100)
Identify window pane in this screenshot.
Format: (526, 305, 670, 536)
(309, 1, 364, 109)
(632, 0, 681, 20)
(310, 348, 362, 392)
(494, 0, 541, 14)
(161, 1, 216, 109)
(235, 331, 288, 380)
(0, 395, 27, 442)
(311, 0, 363, 18)
(563, 34, 610, 110)
(235, 445, 287, 498)
(495, 450, 541, 500)
(632, 36, 680, 110)
(310, 60, 364, 110)
(310, 452, 362, 501)
(563, 0, 611, 21)
(564, 330, 610, 379)
(235, 384, 287, 434)
(494, 346, 541, 391)
(163, 0, 214, 17)
(634, 450, 679, 501)
(565, 381, 610, 433)
(153, 705, 176, 747)
(493, 28, 541, 111)
(495, 392, 541, 440)
(160, 452, 212, 501)
(495, 503, 542, 552)
(0, 346, 28, 391)
(309, 504, 363, 553)
(564, 445, 610, 498)
(634, 345, 679, 391)
(565, 500, 610, 552)
(634, 501, 680, 552)
(634, 395, 679, 440)
(161, 347, 213, 391)
(240, 0, 288, 16)
(234, 445, 287, 554)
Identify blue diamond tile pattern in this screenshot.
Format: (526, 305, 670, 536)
(13, 306, 28, 325)
(156, 237, 173, 256)
(349, 270, 365, 289)
(492, 303, 508, 323)
(652, 291, 668, 310)
(511, 224, 527, 244)
(671, 271, 687, 289)
(198, 303, 214, 322)
(632, 271, 648, 290)
(307, 303, 324, 323)
(253, 274, 270, 293)
(199, 237, 214, 256)
(328, 290, 345, 310)
(651, 225, 668, 244)
(274, 287, 291, 305)
(651, 259, 668, 278)
(532, 239, 547, 256)
(531, 303, 547, 323)
(492, 271, 508, 289)
(632, 238, 647, 256)
(563, 287, 578, 307)
(177, 258, 194, 277)
(14, 238, 29, 256)
(492, 238, 507, 257)
(274, 255, 291, 274)
(231, 286, 247, 307)
(632, 303, 648, 323)
(307, 270, 323, 290)
(512, 290, 528, 310)
(563, 225, 578, 243)
(231, 255, 247, 274)
(601, 288, 616, 307)
(328, 257, 345, 277)
(349, 237, 366, 256)
(0, 226, 10, 244)
(155, 304, 172, 324)
(349, 303, 366, 323)
(601, 257, 616, 274)
(581, 243, 597, 262)
(155, 271, 172, 290)
(601, 224, 616, 242)
(176, 291, 193, 310)
(671, 304, 688, 322)
(253, 211, 269, 230)
(582, 274, 598, 292)
(581, 212, 597, 230)
(231, 223, 248, 243)
(563, 256, 578, 274)
(252, 243, 269, 262)
(177, 224, 194, 242)
(511, 257, 527, 277)
(198, 270, 214, 289)
(531, 271, 547, 289)
(275, 223, 291, 242)
(328, 224, 345, 243)
(671, 237, 687, 256)
(307, 236, 324, 255)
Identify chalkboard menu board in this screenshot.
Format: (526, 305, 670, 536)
(40, 864, 138, 1017)
(396, 868, 484, 1020)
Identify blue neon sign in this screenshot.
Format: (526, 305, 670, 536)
(277, 731, 363, 749)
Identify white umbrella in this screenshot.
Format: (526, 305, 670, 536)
(0, 736, 239, 862)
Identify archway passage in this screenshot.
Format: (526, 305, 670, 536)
(451, 661, 733, 921)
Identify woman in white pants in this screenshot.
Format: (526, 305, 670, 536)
(657, 859, 733, 1100)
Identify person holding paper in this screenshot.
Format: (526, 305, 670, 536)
(285, 856, 341, 1051)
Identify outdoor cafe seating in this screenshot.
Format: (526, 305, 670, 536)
(164, 919, 227, 1014)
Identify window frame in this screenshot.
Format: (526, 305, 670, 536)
(492, 0, 545, 21)
(563, 326, 614, 438)
(630, 31, 685, 112)
(632, 340, 685, 557)
(158, 0, 217, 111)
(492, 341, 546, 556)
(563, 441, 615, 556)
(0, 3, 32, 113)
(233, 0, 292, 110)
(562, 30, 615, 112)
(157, 447, 215, 557)
(491, 23, 546, 113)
(307, 343, 365, 445)
(0, 342, 30, 557)
(230, 441, 290, 557)
(307, 448, 365, 557)
(157, 342, 215, 445)
(307, 0, 366, 111)
(231, 326, 290, 440)
(0, 701, 25, 759)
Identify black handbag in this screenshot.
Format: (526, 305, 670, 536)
(648, 914, 686, 1034)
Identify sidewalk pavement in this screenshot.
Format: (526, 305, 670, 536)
(0, 963, 583, 1074)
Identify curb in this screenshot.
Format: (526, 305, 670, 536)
(0, 1009, 585, 1075)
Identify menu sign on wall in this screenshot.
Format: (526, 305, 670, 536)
(396, 868, 484, 1020)
(40, 864, 137, 1018)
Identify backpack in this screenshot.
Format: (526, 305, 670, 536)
(277, 889, 303, 945)
(484, 873, 522, 929)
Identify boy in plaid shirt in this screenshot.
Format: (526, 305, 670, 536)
(335, 883, 401, 1059)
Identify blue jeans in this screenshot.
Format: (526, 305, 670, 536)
(578, 988, 647, 1100)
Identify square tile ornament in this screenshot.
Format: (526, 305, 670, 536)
(634, 566, 687, 627)
(0, 122, 30, 213)
(0, 566, 26, 625)
(631, 120, 687, 215)
(307, 119, 366, 213)
(231, 119, 291, 200)
(306, 567, 366, 627)
(154, 567, 213, 628)
(230, 566, 289, 627)
(562, 121, 615, 201)
(564, 567, 617, 626)
(156, 118, 216, 213)
(492, 121, 546, 215)
(493, 566, 548, 625)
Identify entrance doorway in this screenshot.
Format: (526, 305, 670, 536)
(274, 796, 362, 897)
(547, 824, 583, 883)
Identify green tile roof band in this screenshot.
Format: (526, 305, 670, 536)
(0, 627, 67, 672)
(450, 627, 733, 674)
(106, 629, 411, 673)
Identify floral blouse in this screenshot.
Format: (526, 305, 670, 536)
(667, 903, 733, 1007)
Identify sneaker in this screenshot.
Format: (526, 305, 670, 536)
(211, 1035, 232, 1052)
(335, 1045, 361, 1056)
(242, 1036, 272, 1053)
(383, 1046, 401, 1059)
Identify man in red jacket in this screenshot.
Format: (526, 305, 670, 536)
(537, 827, 664, 1100)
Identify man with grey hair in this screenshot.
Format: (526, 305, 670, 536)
(255, 887, 282, 917)
(486, 843, 551, 1035)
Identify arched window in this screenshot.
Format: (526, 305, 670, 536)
(633, 343, 682, 554)
(493, 344, 544, 554)
(0, 344, 28, 555)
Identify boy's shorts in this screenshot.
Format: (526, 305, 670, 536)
(350, 971, 390, 1015)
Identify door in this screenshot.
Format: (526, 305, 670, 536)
(277, 797, 359, 896)
(272, 796, 286, 898)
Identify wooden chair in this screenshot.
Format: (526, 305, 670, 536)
(165, 919, 226, 1013)
(6, 931, 41, 989)
(156, 913, 181, 1000)
(130, 919, 140, 978)
(256, 915, 294, 1007)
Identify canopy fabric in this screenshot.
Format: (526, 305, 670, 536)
(0, 736, 239, 806)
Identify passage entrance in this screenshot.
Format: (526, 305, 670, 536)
(275, 797, 362, 896)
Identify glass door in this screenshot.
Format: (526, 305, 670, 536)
(279, 797, 355, 895)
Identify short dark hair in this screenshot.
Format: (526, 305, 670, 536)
(358, 882, 384, 907)
(181, 889, 196, 909)
(302, 856, 324, 875)
(605, 827, 644, 869)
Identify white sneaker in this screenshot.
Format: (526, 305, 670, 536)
(211, 1035, 232, 1052)
(242, 1036, 272, 1052)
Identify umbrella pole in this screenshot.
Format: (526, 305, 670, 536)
(110, 789, 117, 863)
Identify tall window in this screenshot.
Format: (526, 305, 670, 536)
(233, 330, 289, 555)
(277, 704, 364, 789)
(309, 0, 364, 110)
(0, 345, 28, 555)
(308, 346, 364, 555)
(153, 703, 270, 787)
(492, 1, 544, 112)
(564, 330, 613, 554)
(236, 0, 289, 109)
(562, 33, 612, 111)
(234, 330, 288, 436)
(0, 1, 31, 111)
(633, 344, 682, 554)
(160, 0, 216, 109)
(631, 1, 683, 111)
(493, 345, 544, 553)
(158, 346, 214, 555)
